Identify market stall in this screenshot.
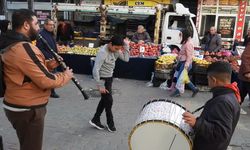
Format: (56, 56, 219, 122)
(58, 42, 160, 80)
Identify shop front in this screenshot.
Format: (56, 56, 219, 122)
(197, 0, 249, 49)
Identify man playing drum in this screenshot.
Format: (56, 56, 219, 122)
(183, 61, 240, 150)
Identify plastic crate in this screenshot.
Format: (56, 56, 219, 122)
(193, 64, 207, 75)
(194, 73, 208, 85)
(154, 70, 171, 80)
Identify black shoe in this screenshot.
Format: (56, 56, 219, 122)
(89, 120, 105, 130)
(50, 93, 60, 98)
(107, 125, 116, 132)
(192, 89, 199, 97)
(170, 90, 181, 97)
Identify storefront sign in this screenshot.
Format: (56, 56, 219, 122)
(202, 0, 216, 5)
(104, 0, 171, 6)
(235, 0, 247, 41)
(128, 0, 171, 6)
(36, 10, 51, 25)
(219, 0, 238, 5)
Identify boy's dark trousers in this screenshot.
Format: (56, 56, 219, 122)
(239, 80, 250, 104)
(93, 77, 114, 126)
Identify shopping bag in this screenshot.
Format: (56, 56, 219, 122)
(176, 69, 190, 93)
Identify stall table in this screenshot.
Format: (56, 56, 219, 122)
(60, 54, 156, 81)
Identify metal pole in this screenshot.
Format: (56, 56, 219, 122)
(154, 4, 162, 44)
(99, 4, 107, 39)
(28, 0, 34, 12)
(0, 0, 7, 17)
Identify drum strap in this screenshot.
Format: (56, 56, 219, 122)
(192, 106, 204, 114)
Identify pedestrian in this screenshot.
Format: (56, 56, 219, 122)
(0, 20, 10, 35)
(89, 35, 130, 132)
(37, 18, 60, 98)
(238, 42, 250, 115)
(131, 25, 151, 44)
(0, 9, 73, 150)
(204, 26, 222, 52)
(169, 29, 199, 97)
(243, 28, 250, 47)
(182, 61, 240, 150)
(56, 18, 74, 46)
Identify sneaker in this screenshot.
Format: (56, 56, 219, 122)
(50, 93, 60, 98)
(89, 120, 105, 130)
(170, 90, 181, 97)
(192, 89, 199, 97)
(247, 102, 250, 107)
(107, 125, 116, 132)
(240, 108, 247, 115)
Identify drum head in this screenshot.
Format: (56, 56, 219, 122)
(129, 121, 192, 150)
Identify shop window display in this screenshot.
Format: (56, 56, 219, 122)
(243, 16, 250, 37)
(217, 16, 235, 39)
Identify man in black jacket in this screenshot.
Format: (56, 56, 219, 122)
(37, 19, 60, 98)
(183, 61, 240, 150)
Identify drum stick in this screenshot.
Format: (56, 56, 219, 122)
(191, 106, 204, 114)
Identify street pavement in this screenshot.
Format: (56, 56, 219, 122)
(0, 74, 250, 150)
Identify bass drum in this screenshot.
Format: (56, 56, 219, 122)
(128, 99, 193, 150)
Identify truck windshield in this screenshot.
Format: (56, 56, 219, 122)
(168, 16, 193, 37)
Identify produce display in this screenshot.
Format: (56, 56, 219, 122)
(193, 58, 211, 68)
(195, 52, 240, 72)
(129, 43, 161, 57)
(204, 50, 232, 57)
(155, 55, 177, 71)
(58, 45, 99, 56)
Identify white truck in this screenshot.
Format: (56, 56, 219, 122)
(55, 2, 200, 49)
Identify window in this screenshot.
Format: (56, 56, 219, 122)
(243, 16, 250, 37)
(168, 16, 193, 37)
(200, 15, 216, 36)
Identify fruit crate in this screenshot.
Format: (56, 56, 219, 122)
(154, 69, 171, 80)
(193, 73, 208, 85)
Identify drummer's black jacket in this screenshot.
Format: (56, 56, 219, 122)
(193, 87, 240, 150)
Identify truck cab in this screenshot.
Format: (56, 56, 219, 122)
(161, 4, 200, 48)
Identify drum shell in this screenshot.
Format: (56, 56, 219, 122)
(129, 99, 193, 150)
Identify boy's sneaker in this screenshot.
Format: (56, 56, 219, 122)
(170, 90, 181, 97)
(107, 125, 116, 132)
(240, 108, 247, 115)
(192, 88, 199, 97)
(89, 120, 105, 130)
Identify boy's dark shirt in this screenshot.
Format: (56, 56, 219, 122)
(193, 86, 240, 150)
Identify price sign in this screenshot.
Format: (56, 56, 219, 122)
(88, 43, 94, 48)
(139, 46, 145, 53)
